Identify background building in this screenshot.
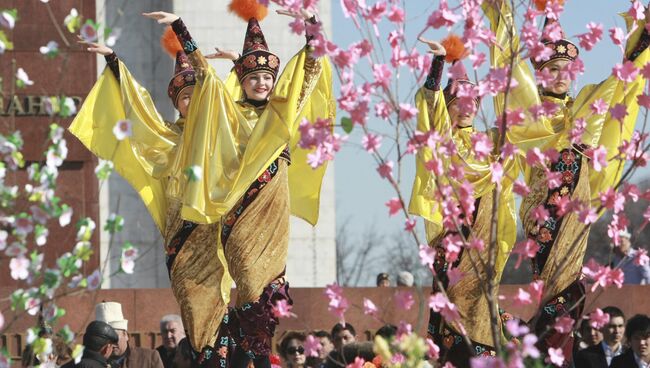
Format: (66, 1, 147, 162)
(96, 0, 336, 288)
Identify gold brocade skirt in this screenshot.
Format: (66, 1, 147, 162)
(520, 156, 591, 302)
(431, 191, 503, 348)
(163, 160, 290, 350)
(224, 160, 290, 306)
(164, 202, 226, 351)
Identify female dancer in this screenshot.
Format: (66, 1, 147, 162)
(409, 36, 517, 367)
(483, 1, 650, 364)
(72, 3, 333, 367)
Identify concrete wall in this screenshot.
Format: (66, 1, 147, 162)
(97, 0, 336, 288)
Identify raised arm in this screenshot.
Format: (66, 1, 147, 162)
(143, 12, 210, 84)
(80, 39, 121, 81)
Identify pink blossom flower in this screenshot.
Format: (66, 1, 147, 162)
(529, 42, 554, 63)
(394, 290, 415, 310)
(582, 258, 625, 292)
(304, 334, 321, 357)
(289, 18, 306, 35)
(385, 198, 402, 216)
(86, 269, 102, 290)
(387, 5, 405, 24)
(613, 61, 639, 83)
(324, 283, 349, 324)
(374, 101, 393, 120)
(512, 239, 540, 269)
(634, 248, 649, 266)
(396, 321, 412, 337)
(629, 0, 646, 20)
(505, 108, 525, 127)
(535, 67, 557, 88)
(522, 334, 540, 358)
(376, 161, 393, 180)
(526, 147, 546, 167)
(513, 288, 532, 307)
(529, 280, 544, 305)
(427, 0, 461, 29)
(554, 316, 575, 334)
(532, 205, 550, 225)
(273, 299, 297, 318)
(442, 234, 463, 263)
(363, 298, 378, 316)
(513, 180, 531, 196)
(505, 319, 529, 338)
(419, 244, 436, 269)
(464, 52, 484, 71)
(543, 21, 563, 42)
(353, 39, 373, 57)
(347, 357, 365, 368)
(589, 308, 610, 329)
(577, 206, 598, 225)
(590, 99, 609, 115)
(490, 162, 503, 187)
(600, 188, 625, 214)
(361, 133, 382, 153)
(363, 1, 387, 26)
(547, 347, 564, 366)
(398, 103, 418, 121)
(447, 267, 464, 288)
(16, 68, 34, 87)
(429, 293, 461, 322)
(471, 133, 494, 161)
(638, 94, 650, 109)
(400, 217, 415, 233)
(425, 157, 444, 176)
(585, 145, 608, 172)
(113, 120, 132, 141)
(372, 64, 392, 89)
(609, 27, 626, 50)
(80, 23, 98, 42)
(10, 256, 30, 280)
(577, 22, 604, 51)
(426, 338, 440, 360)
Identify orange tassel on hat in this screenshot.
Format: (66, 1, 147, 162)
(534, 0, 565, 11)
(161, 26, 183, 58)
(229, 0, 269, 21)
(441, 34, 467, 63)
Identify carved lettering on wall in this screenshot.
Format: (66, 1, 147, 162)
(0, 96, 83, 117)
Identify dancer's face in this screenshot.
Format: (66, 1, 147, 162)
(176, 86, 194, 118)
(540, 59, 571, 95)
(447, 100, 475, 129)
(242, 72, 274, 101)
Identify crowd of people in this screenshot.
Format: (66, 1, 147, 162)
(21, 301, 650, 368)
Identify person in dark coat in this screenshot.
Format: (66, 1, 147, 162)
(610, 314, 650, 368)
(95, 302, 164, 368)
(61, 320, 118, 368)
(156, 314, 185, 368)
(574, 306, 626, 368)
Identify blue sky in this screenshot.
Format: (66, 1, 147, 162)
(331, 1, 650, 242)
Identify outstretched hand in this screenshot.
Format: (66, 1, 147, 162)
(142, 11, 180, 25)
(205, 47, 240, 61)
(276, 8, 314, 21)
(418, 37, 446, 56)
(78, 36, 113, 56)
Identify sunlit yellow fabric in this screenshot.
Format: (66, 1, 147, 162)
(221, 61, 336, 225)
(408, 88, 517, 277)
(590, 14, 649, 200)
(69, 62, 180, 232)
(170, 48, 334, 226)
(485, 2, 649, 205)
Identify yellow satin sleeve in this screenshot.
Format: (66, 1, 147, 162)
(220, 58, 336, 225)
(590, 14, 649, 201)
(408, 88, 517, 273)
(408, 88, 449, 242)
(68, 62, 180, 232)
